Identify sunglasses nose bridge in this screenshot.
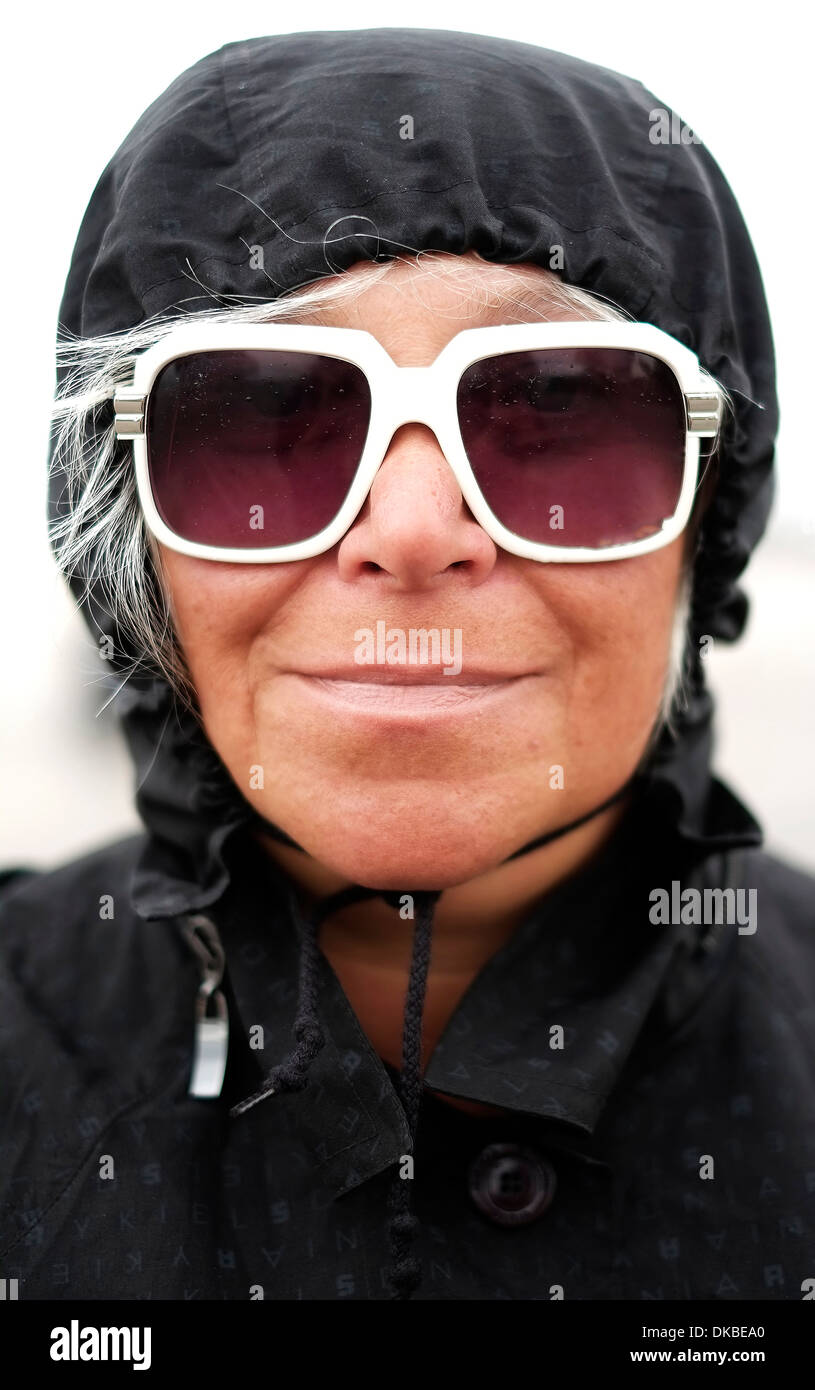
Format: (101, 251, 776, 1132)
(370, 363, 460, 485)
(382, 364, 448, 435)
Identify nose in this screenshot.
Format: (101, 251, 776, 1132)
(335, 422, 498, 590)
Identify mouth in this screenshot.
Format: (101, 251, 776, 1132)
(288, 670, 534, 717)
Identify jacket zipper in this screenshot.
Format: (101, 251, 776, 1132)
(178, 913, 230, 1099)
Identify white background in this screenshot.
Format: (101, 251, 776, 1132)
(2, 0, 813, 871)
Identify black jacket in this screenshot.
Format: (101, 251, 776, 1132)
(1, 793, 813, 1301)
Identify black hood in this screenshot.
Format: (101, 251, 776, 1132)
(48, 27, 777, 922)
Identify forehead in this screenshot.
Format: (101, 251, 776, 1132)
(279, 252, 603, 341)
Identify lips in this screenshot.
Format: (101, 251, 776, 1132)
(289, 666, 533, 684)
(288, 670, 533, 718)
(311, 677, 519, 707)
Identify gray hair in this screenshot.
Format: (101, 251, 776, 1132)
(49, 247, 720, 732)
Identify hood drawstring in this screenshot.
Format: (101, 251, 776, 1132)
(229, 879, 441, 1299)
(383, 888, 441, 1299)
(229, 773, 638, 1299)
(230, 883, 378, 1109)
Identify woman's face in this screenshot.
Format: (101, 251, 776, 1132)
(157, 256, 685, 890)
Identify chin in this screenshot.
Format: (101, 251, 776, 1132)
(267, 814, 513, 892)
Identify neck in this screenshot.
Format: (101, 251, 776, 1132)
(255, 799, 632, 1111)
(256, 795, 631, 978)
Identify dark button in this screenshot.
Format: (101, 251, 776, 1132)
(467, 1143, 557, 1227)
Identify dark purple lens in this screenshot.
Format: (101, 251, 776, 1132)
(147, 350, 371, 548)
(457, 348, 687, 549)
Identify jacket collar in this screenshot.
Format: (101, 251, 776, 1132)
(210, 799, 743, 1200)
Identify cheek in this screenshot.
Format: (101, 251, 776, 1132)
(534, 546, 683, 732)
(156, 549, 297, 702)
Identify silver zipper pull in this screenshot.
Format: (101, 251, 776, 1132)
(180, 913, 230, 1099)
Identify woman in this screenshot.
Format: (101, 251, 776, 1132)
(1, 28, 812, 1303)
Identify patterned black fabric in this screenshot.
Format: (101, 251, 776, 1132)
(1, 807, 813, 1300)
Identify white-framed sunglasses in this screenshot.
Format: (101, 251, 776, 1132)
(112, 320, 723, 564)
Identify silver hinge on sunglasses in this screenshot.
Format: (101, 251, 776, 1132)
(113, 384, 722, 438)
(113, 389, 146, 438)
(685, 391, 723, 436)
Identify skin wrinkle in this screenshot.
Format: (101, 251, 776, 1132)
(157, 254, 693, 1103)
